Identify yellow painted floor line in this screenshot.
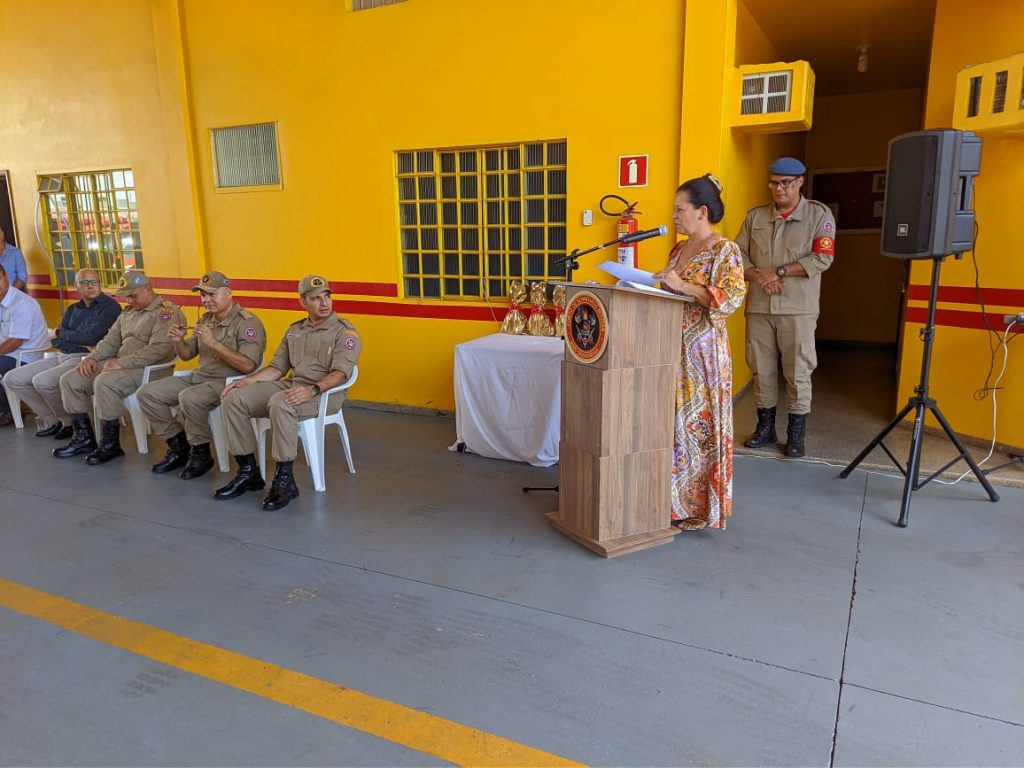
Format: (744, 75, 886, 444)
(0, 577, 585, 768)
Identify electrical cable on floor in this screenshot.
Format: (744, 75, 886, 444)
(935, 319, 1018, 486)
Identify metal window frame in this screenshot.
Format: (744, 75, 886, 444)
(38, 169, 144, 288)
(211, 122, 283, 192)
(395, 140, 567, 302)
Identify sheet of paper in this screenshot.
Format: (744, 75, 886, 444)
(596, 260, 657, 286)
(617, 280, 694, 301)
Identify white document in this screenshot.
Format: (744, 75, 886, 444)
(596, 260, 657, 286)
(596, 261, 694, 301)
(617, 280, 694, 301)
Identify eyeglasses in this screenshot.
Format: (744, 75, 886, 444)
(768, 178, 800, 190)
(76, 280, 100, 287)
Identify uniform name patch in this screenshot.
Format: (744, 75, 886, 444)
(813, 236, 835, 256)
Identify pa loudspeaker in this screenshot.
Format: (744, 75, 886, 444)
(881, 129, 981, 260)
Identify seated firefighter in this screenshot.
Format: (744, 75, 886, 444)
(54, 269, 184, 465)
(215, 274, 361, 511)
(136, 271, 266, 479)
(3, 268, 121, 438)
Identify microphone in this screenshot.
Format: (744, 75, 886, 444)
(619, 225, 669, 244)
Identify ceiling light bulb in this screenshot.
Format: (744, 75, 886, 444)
(857, 46, 869, 73)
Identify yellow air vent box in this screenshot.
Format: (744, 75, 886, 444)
(732, 61, 815, 134)
(953, 53, 1024, 135)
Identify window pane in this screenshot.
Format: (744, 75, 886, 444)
(396, 140, 566, 300)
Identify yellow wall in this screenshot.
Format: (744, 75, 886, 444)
(806, 89, 923, 344)
(0, 0, 197, 296)
(902, 0, 1024, 448)
(177, 0, 688, 411)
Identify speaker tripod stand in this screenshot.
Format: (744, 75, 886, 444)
(839, 255, 1000, 527)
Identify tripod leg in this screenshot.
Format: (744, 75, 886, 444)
(928, 404, 1000, 502)
(897, 400, 933, 528)
(840, 400, 916, 478)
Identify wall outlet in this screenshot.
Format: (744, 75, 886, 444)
(1003, 313, 1024, 325)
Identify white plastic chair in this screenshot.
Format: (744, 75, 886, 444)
(254, 366, 359, 492)
(3, 345, 56, 429)
(171, 369, 244, 473)
(96, 360, 177, 454)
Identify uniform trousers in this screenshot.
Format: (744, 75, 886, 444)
(2, 353, 86, 425)
(222, 381, 342, 462)
(745, 313, 818, 414)
(135, 373, 226, 444)
(60, 365, 173, 421)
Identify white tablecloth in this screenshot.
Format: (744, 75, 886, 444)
(452, 333, 563, 467)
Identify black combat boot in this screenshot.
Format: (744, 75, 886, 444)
(744, 406, 777, 449)
(179, 442, 215, 480)
(784, 413, 807, 458)
(35, 420, 65, 438)
(262, 461, 300, 511)
(152, 431, 189, 473)
(53, 413, 97, 458)
(53, 423, 74, 440)
(214, 454, 265, 499)
(86, 419, 125, 465)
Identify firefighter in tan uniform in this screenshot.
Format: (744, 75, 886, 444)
(54, 269, 184, 465)
(735, 157, 835, 458)
(216, 275, 361, 511)
(136, 271, 267, 479)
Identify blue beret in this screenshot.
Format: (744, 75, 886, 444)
(769, 157, 806, 175)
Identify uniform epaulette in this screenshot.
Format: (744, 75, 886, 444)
(288, 318, 305, 327)
(161, 300, 178, 310)
(805, 199, 835, 215)
(239, 307, 256, 319)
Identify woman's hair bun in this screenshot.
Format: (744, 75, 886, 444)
(704, 173, 723, 193)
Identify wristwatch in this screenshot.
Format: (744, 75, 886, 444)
(776, 265, 787, 278)
(310, 384, 322, 396)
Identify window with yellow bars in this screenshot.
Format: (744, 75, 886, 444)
(39, 169, 144, 288)
(396, 140, 567, 300)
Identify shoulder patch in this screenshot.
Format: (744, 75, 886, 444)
(244, 327, 258, 340)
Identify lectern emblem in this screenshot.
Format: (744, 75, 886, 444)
(566, 291, 608, 363)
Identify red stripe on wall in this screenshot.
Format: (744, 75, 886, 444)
(905, 307, 1023, 334)
(907, 284, 1024, 306)
(27, 287, 512, 322)
(27, 274, 397, 298)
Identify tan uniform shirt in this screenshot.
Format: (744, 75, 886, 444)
(184, 303, 267, 383)
(269, 313, 361, 385)
(88, 294, 183, 368)
(735, 196, 836, 315)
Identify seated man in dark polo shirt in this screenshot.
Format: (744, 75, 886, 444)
(3, 268, 121, 437)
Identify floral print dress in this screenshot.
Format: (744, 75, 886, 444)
(663, 235, 747, 528)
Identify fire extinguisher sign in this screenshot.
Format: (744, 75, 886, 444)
(618, 155, 649, 188)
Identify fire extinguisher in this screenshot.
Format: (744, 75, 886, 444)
(601, 195, 641, 267)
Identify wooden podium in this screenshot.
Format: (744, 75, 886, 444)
(547, 284, 685, 558)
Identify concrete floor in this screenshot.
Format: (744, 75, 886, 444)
(1, 403, 1022, 766)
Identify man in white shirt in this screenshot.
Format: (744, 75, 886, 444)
(0, 263, 50, 426)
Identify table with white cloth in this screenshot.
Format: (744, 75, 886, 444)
(452, 333, 563, 467)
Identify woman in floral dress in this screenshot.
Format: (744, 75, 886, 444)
(654, 175, 747, 531)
